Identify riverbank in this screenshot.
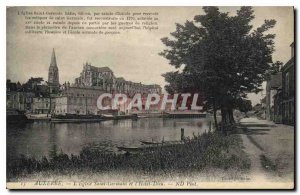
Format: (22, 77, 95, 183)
(8, 130, 250, 182)
(23, 112, 207, 123)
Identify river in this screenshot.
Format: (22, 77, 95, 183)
(7, 117, 212, 160)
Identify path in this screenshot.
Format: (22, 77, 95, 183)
(239, 117, 294, 183)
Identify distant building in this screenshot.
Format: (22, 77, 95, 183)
(70, 63, 162, 115)
(260, 96, 267, 119)
(75, 63, 114, 91)
(74, 63, 162, 96)
(6, 80, 22, 92)
(48, 49, 60, 94)
(54, 82, 163, 116)
(32, 97, 51, 114)
(273, 89, 282, 124)
(7, 53, 162, 116)
(54, 84, 110, 115)
(266, 72, 282, 123)
(6, 91, 35, 112)
(281, 42, 295, 125)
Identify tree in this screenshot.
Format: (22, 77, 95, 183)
(236, 99, 252, 117)
(265, 61, 283, 80)
(23, 77, 44, 91)
(160, 6, 279, 130)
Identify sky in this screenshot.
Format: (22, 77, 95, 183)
(7, 6, 294, 105)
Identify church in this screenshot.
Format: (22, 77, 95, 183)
(48, 48, 60, 94)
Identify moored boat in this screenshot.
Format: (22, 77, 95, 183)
(7, 109, 34, 124)
(117, 146, 143, 153)
(51, 113, 104, 123)
(118, 140, 185, 153)
(26, 113, 51, 121)
(140, 140, 160, 145)
(140, 140, 184, 145)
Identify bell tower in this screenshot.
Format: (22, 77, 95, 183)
(48, 48, 60, 93)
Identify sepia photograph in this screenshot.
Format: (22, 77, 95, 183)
(6, 6, 295, 189)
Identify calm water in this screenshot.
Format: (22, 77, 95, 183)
(7, 118, 212, 160)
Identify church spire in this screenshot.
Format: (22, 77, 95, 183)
(50, 48, 57, 67)
(48, 48, 59, 93)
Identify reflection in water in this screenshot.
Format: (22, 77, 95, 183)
(7, 118, 212, 160)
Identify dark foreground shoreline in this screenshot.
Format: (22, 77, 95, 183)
(7, 130, 250, 181)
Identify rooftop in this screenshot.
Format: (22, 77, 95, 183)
(85, 63, 113, 73)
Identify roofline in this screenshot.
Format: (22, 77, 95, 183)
(281, 57, 294, 72)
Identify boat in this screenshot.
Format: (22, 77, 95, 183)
(163, 111, 207, 119)
(26, 113, 51, 121)
(140, 140, 184, 145)
(117, 145, 163, 153)
(113, 114, 138, 120)
(102, 114, 114, 120)
(117, 146, 143, 152)
(51, 113, 138, 123)
(51, 114, 104, 123)
(140, 140, 160, 145)
(101, 114, 138, 120)
(137, 115, 148, 119)
(7, 109, 34, 124)
(118, 139, 185, 153)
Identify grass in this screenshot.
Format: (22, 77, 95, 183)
(7, 131, 251, 181)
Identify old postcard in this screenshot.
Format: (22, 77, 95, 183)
(6, 6, 295, 189)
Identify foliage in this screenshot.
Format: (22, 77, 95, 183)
(22, 77, 44, 90)
(160, 6, 279, 126)
(265, 61, 283, 80)
(7, 131, 250, 180)
(236, 99, 252, 115)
